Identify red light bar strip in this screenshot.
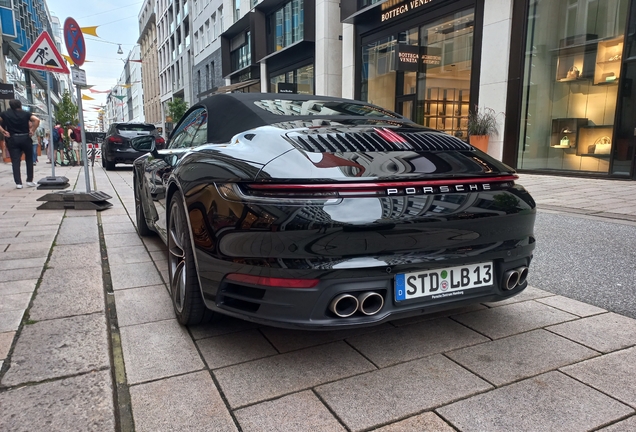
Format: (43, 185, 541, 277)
(248, 175, 518, 191)
(226, 273, 320, 288)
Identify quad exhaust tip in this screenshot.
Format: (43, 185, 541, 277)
(329, 294, 359, 318)
(358, 292, 384, 316)
(329, 291, 384, 318)
(503, 266, 529, 290)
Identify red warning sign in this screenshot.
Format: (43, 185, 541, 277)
(18, 31, 70, 74)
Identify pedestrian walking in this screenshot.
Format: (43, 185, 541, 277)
(0, 99, 40, 188)
(66, 121, 80, 165)
(43, 131, 50, 163)
(32, 125, 44, 165)
(52, 121, 64, 165)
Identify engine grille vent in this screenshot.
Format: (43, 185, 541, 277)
(287, 131, 473, 153)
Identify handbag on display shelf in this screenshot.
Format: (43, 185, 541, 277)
(566, 66, 580, 79)
(560, 136, 570, 147)
(593, 136, 612, 154)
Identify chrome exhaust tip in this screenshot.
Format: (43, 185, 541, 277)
(515, 266, 529, 286)
(503, 270, 520, 291)
(358, 292, 384, 316)
(329, 294, 359, 318)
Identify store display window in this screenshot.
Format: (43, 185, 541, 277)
(517, 0, 629, 174)
(360, 9, 475, 140)
(270, 64, 314, 94)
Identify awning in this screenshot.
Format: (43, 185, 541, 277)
(213, 79, 260, 94)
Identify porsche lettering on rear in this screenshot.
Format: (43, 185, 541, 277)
(387, 183, 492, 196)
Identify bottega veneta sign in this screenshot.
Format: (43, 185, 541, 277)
(381, 0, 436, 22)
(396, 45, 442, 72)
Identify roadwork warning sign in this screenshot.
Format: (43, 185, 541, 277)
(19, 31, 70, 74)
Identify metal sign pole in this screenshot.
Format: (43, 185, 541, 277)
(46, 72, 55, 178)
(75, 80, 91, 193)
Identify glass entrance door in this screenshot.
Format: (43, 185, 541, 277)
(611, 59, 636, 177)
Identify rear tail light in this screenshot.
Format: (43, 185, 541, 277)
(226, 273, 319, 288)
(156, 137, 165, 146)
(108, 136, 123, 144)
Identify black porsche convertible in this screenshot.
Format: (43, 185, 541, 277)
(131, 93, 536, 329)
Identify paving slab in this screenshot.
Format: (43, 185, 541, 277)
(0, 331, 15, 359)
(46, 242, 101, 269)
(4, 241, 52, 252)
(372, 412, 455, 432)
(483, 286, 555, 307)
(453, 300, 577, 339)
(447, 329, 598, 386)
(104, 232, 144, 249)
(197, 329, 277, 369)
(0, 233, 55, 245)
(536, 295, 607, 317)
(114, 284, 174, 327)
(130, 371, 236, 432)
(189, 316, 261, 340)
(214, 341, 376, 409)
(55, 216, 98, 245)
(107, 245, 153, 265)
(110, 261, 164, 290)
(0, 370, 115, 432)
(260, 323, 391, 353)
(599, 415, 636, 431)
(547, 312, 636, 353)
(0, 267, 42, 283)
(0, 256, 46, 270)
(235, 390, 345, 432)
(436, 371, 634, 432)
(0, 249, 49, 260)
(0, 292, 31, 312)
(29, 267, 105, 321)
(0, 310, 24, 333)
(561, 347, 636, 409)
(1, 314, 109, 387)
(142, 237, 166, 252)
(347, 318, 488, 367)
(101, 214, 134, 225)
(316, 354, 492, 432)
(102, 222, 138, 235)
(119, 319, 204, 385)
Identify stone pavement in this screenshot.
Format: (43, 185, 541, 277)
(0, 162, 635, 432)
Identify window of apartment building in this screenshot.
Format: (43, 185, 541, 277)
(230, 31, 251, 71)
(199, 26, 205, 49)
(234, 0, 241, 22)
(268, 0, 303, 53)
(517, 0, 629, 175)
(205, 20, 211, 45)
(251, 0, 258, 8)
(212, 13, 217, 40)
(210, 62, 215, 89)
(194, 0, 198, 16)
(205, 65, 210, 90)
(219, 7, 224, 33)
(194, 31, 200, 54)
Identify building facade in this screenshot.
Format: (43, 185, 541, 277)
(107, 46, 145, 124)
(157, 0, 193, 135)
(139, 0, 162, 127)
(191, 0, 224, 102)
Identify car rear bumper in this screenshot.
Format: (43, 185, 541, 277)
(105, 147, 145, 164)
(195, 249, 534, 329)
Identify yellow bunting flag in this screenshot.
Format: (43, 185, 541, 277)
(82, 94, 95, 100)
(81, 26, 99, 37)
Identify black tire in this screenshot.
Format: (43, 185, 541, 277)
(134, 174, 154, 237)
(105, 157, 116, 170)
(168, 191, 213, 325)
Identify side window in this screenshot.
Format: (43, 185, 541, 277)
(168, 108, 205, 149)
(190, 111, 208, 147)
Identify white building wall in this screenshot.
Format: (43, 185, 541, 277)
(478, 0, 514, 160)
(314, 0, 342, 97)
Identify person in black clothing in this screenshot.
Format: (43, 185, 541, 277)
(0, 100, 41, 189)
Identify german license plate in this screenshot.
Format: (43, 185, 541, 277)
(395, 262, 493, 302)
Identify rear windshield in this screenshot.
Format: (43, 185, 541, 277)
(116, 125, 155, 132)
(253, 100, 401, 118)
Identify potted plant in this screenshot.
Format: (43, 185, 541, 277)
(467, 106, 501, 152)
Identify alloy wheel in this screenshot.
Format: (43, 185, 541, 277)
(168, 200, 187, 313)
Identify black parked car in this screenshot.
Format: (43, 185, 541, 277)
(131, 93, 536, 329)
(102, 122, 164, 170)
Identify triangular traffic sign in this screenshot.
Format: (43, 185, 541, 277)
(18, 32, 70, 74)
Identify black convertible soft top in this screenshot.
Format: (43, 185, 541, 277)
(189, 92, 408, 143)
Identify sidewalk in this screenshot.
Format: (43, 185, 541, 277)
(0, 164, 635, 431)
